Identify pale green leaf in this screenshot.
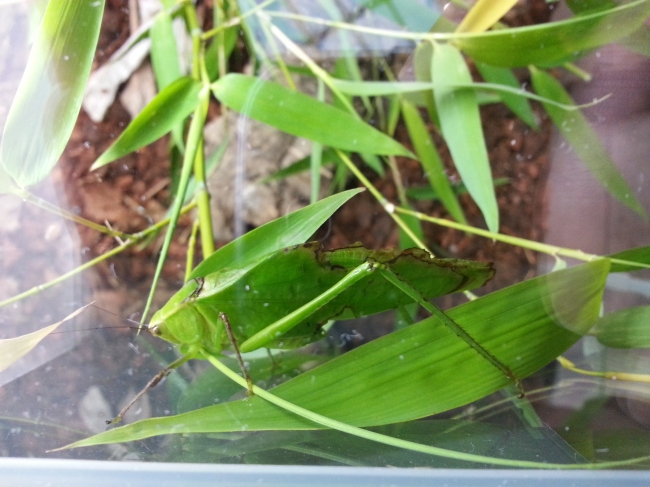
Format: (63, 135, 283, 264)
(0, 304, 91, 374)
(330, 78, 593, 112)
(150, 10, 182, 90)
(0, 0, 104, 187)
(401, 98, 465, 223)
(475, 62, 539, 129)
(211, 74, 413, 157)
(91, 77, 202, 170)
(530, 67, 645, 219)
(593, 306, 650, 349)
(609, 245, 650, 272)
(432, 42, 499, 232)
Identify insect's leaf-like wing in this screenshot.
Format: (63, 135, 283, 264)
(189, 188, 364, 278)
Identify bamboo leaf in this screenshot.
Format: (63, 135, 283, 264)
(609, 246, 650, 272)
(401, 99, 465, 223)
(530, 67, 645, 219)
(432, 42, 498, 232)
(330, 78, 593, 111)
(475, 62, 538, 129)
(63, 260, 609, 448)
(150, 10, 182, 90)
(0, 304, 91, 374)
(454, 0, 650, 67)
(91, 77, 202, 170)
(0, 0, 105, 187)
(593, 306, 650, 348)
(211, 74, 413, 157)
(189, 189, 364, 278)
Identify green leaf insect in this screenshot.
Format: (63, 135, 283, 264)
(112, 241, 516, 424)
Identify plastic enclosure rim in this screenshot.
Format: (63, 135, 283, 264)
(0, 458, 650, 487)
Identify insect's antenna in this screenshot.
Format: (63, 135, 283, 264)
(87, 304, 148, 333)
(49, 325, 143, 335)
(220, 312, 255, 396)
(317, 217, 333, 242)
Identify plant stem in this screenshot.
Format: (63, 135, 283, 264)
(557, 356, 650, 383)
(140, 86, 211, 323)
(393, 206, 650, 270)
(206, 353, 650, 469)
(15, 189, 130, 240)
(334, 149, 431, 254)
(185, 219, 200, 282)
(193, 136, 215, 257)
(0, 203, 195, 309)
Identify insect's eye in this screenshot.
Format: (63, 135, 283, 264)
(150, 325, 161, 336)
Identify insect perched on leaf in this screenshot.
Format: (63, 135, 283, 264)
(110, 241, 520, 424)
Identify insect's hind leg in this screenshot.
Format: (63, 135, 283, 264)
(376, 264, 525, 397)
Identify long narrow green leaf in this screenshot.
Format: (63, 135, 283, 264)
(401, 99, 465, 223)
(63, 259, 609, 448)
(0, 0, 105, 187)
(609, 246, 650, 272)
(454, 0, 650, 67)
(593, 306, 650, 348)
(475, 62, 538, 129)
(330, 78, 595, 111)
(530, 67, 645, 219)
(432, 42, 498, 232)
(189, 188, 364, 278)
(91, 77, 202, 170)
(211, 74, 413, 157)
(150, 10, 182, 90)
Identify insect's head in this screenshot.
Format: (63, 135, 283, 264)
(147, 279, 206, 347)
(147, 309, 176, 343)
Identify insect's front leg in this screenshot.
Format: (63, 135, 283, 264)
(107, 353, 194, 426)
(219, 312, 254, 396)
